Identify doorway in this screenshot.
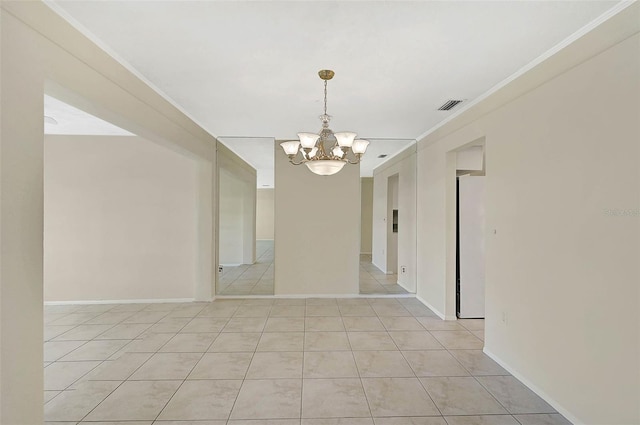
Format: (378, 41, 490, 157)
(453, 144, 486, 319)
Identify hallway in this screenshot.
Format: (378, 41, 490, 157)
(360, 254, 409, 295)
(43, 297, 566, 424)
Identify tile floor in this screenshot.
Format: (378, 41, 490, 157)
(360, 254, 409, 295)
(218, 240, 275, 295)
(43, 297, 571, 425)
(217, 242, 408, 296)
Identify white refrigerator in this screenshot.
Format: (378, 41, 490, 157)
(457, 175, 486, 319)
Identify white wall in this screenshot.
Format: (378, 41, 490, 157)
(387, 174, 399, 274)
(0, 3, 218, 421)
(372, 147, 417, 291)
(416, 21, 640, 425)
(44, 135, 198, 301)
(257, 188, 274, 240)
(360, 178, 373, 254)
(275, 141, 360, 295)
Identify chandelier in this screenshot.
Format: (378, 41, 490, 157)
(280, 69, 369, 176)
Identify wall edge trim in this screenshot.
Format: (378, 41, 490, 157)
(483, 348, 584, 425)
(415, 294, 448, 320)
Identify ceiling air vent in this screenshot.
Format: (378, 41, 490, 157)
(437, 99, 464, 111)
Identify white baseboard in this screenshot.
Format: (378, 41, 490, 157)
(44, 298, 195, 305)
(220, 263, 243, 267)
(371, 260, 387, 274)
(483, 348, 583, 425)
(415, 294, 454, 320)
(215, 294, 416, 299)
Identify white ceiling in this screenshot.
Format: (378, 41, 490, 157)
(48, 0, 618, 182)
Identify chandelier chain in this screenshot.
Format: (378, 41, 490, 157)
(324, 80, 328, 116)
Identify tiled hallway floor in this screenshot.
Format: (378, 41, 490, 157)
(218, 240, 274, 295)
(218, 245, 409, 296)
(360, 254, 409, 294)
(43, 297, 570, 425)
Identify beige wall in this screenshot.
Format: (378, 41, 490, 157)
(257, 188, 275, 240)
(360, 178, 373, 254)
(217, 142, 257, 267)
(275, 141, 360, 295)
(416, 23, 640, 425)
(219, 168, 247, 265)
(44, 135, 198, 301)
(372, 148, 417, 292)
(0, 3, 218, 421)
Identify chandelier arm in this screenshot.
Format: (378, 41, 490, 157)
(346, 154, 363, 165)
(289, 158, 308, 166)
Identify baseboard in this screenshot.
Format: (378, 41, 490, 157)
(415, 294, 452, 320)
(483, 348, 583, 425)
(220, 263, 243, 267)
(44, 298, 195, 305)
(215, 294, 416, 299)
(256, 239, 274, 241)
(371, 260, 387, 274)
(395, 279, 415, 294)
(360, 251, 372, 255)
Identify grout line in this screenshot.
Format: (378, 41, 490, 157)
(45, 297, 506, 424)
(152, 307, 236, 422)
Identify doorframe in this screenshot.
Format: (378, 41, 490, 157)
(445, 137, 486, 320)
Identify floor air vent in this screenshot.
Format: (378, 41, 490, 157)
(437, 99, 464, 111)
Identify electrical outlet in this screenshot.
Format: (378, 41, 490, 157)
(401, 266, 407, 274)
(218, 266, 223, 273)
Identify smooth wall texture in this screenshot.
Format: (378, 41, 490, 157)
(360, 178, 373, 254)
(0, 3, 218, 421)
(275, 142, 360, 295)
(217, 142, 257, 268)
(219, 168, 247, 265)
(372, 148, 417, 292)
(44, 135, 198, 301)
(257, 188, 275, 240)
(416, 30, 640, 424)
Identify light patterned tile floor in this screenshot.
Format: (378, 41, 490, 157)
(216, 242, 408, 296)
(360, 254, 409, 295)
(44, 297, 570, 424)
(218, 240, 275, 296)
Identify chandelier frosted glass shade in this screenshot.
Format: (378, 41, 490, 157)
(298, 133, 320, 149)
(280, 140, 300, 155)
(335, 132, 357, 147)
(352, 139, 370, 154)
(280, 70, 369, 176)
(305, 160, 346, 176)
